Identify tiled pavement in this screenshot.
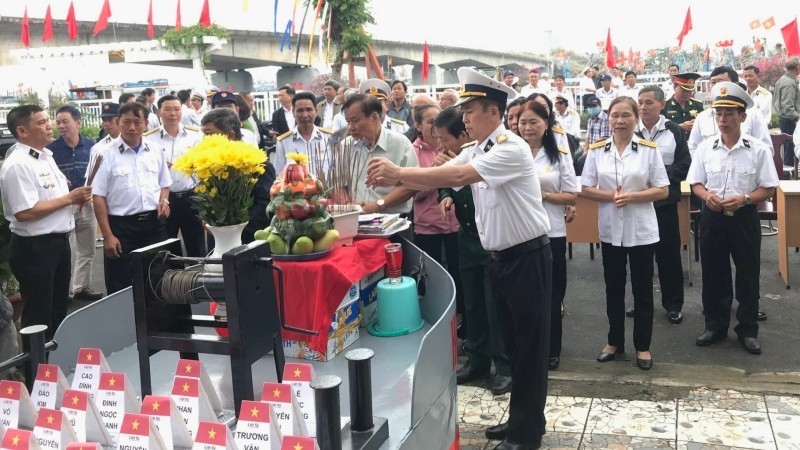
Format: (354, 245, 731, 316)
(458, 386, 800, 450)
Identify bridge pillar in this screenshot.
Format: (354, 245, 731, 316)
(211, 70, 254, 93)
(410, 64, 438, 86)
(276, 67, 321, 90)
(441, 68, 459, 85)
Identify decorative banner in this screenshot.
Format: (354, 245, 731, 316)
(175, 359, 222, 416)
(234, 400, 281, 450)
(283, 363, 315, 436)
(1, 428, 42, 450)
(604, 28, 614, 69)
(60, 390, 112, 446)
(176, 0, 183, 30)
(260, 382, 307, 437)
(141, 395, 194, 449)
(42, 4, 54, 43)
(280, 20, 293, 52)
(199, 0, 211, 28)
(20, 7, 30, 47)
(280, 436, 319, 450)
(782, 18, 800, 56)
(66, 1, 78, 41)
(147, 0, 155, 39)
(71, 348, 110, 398)
(274, 0, 279, 36)
(0, 380, 37, 430)
(32, 408, 78, 449)
(192, 421, 237, 450)
(95, 372, 140, 442)
(677, 6, 692, 48)
(93, 0, 112, 36)
(421, 42, 430, 82)
(30, 364, 69, 411)
(117, 413, 169, 450)
(170, 377, 216, 439)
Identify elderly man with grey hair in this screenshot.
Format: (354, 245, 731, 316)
(439, 89, 459, 108)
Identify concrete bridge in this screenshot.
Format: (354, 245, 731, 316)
(0, 16, 548, 85)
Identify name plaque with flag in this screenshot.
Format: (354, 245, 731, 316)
(141, 395, 194, 449)
(117, 413, 168, 450)
(60, 389, 112, 446)
(94, 372, 140, 442)
(32, 407, 78, 449)
(0, 380, 37, 430)
(0, 428, 42, 450)
(70, 349, 111, 398)
(260, 383, 307, 437)
(30, 364, 69, 411)
(171, 377, 216, 439)
(233, 400, 281, 450)
(283, 363, 315, 435)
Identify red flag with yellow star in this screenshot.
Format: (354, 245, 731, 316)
(171, 377, 199, 397)
(0, 428, 36, 449)
(119, 413, 150, 436)
(34, 408, 63, 431)
(260, 382, 292, 403)
(280, 436, 319, 450)
(194, 421, 230, 447)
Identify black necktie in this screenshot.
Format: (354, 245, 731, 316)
(484, 140, 494, 152)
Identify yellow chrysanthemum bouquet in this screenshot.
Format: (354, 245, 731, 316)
(173, 134, 266, 226)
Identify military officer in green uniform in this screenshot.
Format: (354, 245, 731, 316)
(434, 107, 512, 396)
(661, 73, 704, 138)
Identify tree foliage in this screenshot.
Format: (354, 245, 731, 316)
(311, 0, 375, 80)
(160, 24, 230, 64)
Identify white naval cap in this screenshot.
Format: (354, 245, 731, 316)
(710, 81, 754, 110)
(358, 78, 391, 100)
(455, 67, 518, 107)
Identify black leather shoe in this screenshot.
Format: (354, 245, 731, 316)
(667, 311, 683, 324)
(757, 311, 767, 321)
(625, 307, 635, 318)
(636, 357, 653, 370)
(456, 364, 490, 384)
(739, 337, 762, 355)
(490, 375, 513, 395)
(696, 330, 726, 346)
(73, 288, 104, 302)
(596, 347, 624, 362)
(485, 422, 508, 440)
(548, 357, 560, 370)
(493, 438, 542, 450)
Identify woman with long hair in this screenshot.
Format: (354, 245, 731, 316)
(580, 97, 669, 370)
(517, 101, 578, 370)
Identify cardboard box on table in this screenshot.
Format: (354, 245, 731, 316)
(358, 267, 385, 328)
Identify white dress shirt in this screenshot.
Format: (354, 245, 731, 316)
(322, 101, 335, 129)
(618, 84, 641, 99)
(687, 134, 780, 197)
(180, 105, 201, 126)
(748, 86, 773, 123)
(637, 115, 676, 165)
(241, 128, 259, 148)
(555, 109, 581, 137)
(91, 136, 172, 216)
(274, 126, 332, 174)
(283, 107, 296, 131)
(687, 108, 771, 155)
(581, 136, 670, 247)
(144, 125, 203, 193)
(0, 143, 75, 236)
(449, 124, 551, 251)
(596, 88, 619, 111)
(533, 148, 578, 238)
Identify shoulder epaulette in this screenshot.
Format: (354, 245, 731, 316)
(589, 139, 607, 150)
(557, 146, 569, 154)
(637, 139, 657, 148)
(496, 133, 508, 144)
(143, 128, 159, 136)
(551, 125, 566, 134)
(389, 117, 406, 125)
(757, 86, 769, 95)
(569, 110, 578, 116)
(318, 127, 334, 134)
(461, 140, 477, 149)
(277, 130, 292, 142)
(184, 125, 201, 132)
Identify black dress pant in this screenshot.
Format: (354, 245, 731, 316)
(488, 241, 552, 444)
(9, 233, 71, 340)
(166, 191, 205, 257)
(414, 232, 464, 317)
(699, 206, 760, 338)
(655, 203, 684, 312)
(779, 118, 796, 167)
(105, 212, 167, 295)
(549, 236, 567, 359)
(601, 242, 656, 352)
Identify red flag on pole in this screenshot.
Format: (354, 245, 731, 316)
(604, 28, 614, 69)
(43, 4, 54, 42)
(677, 7, 693, 47)
(176, 0, 183, 30)
(20, 7, 30, 47)
(66, 1, 78, 41)
(421, 41, 430, 82)
(781, 18, 800, 56)
(93, 0, 112, 36)
(199, 0, 211, 27)
(147, 0, 154, 38)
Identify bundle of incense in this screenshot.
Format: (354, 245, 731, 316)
(80, 154, 104, 211)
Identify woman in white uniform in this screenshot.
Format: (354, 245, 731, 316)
(518, 100, 578, 370)
(580, 97, 670, 370)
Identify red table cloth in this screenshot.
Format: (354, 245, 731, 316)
(274, 238, 390, 354)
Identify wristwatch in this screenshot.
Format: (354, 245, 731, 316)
(744, 195, 752, 206)
(376, 198, 386, 211)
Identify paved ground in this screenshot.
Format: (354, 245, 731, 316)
(71, 229, 800, 449)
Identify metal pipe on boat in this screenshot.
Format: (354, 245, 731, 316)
(20, 324, 49, 392)
(345, 348, 375, 432)
(311, 375, 343, 450)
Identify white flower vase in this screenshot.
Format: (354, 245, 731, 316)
(205, 222, 248, 322)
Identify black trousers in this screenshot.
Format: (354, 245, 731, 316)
(549, 236, 567, 359)
(9, 233, 71, 340)
(601, 242, 656, 352)
(655, 203, 684, 312)
(779, 117, 796, 167)
(414, 232, 464, 317)
(166, 191, 205, 257)
(488, 241, 552, 444)
(699, 206, 760, 338)
(105, 212, 167, 295)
